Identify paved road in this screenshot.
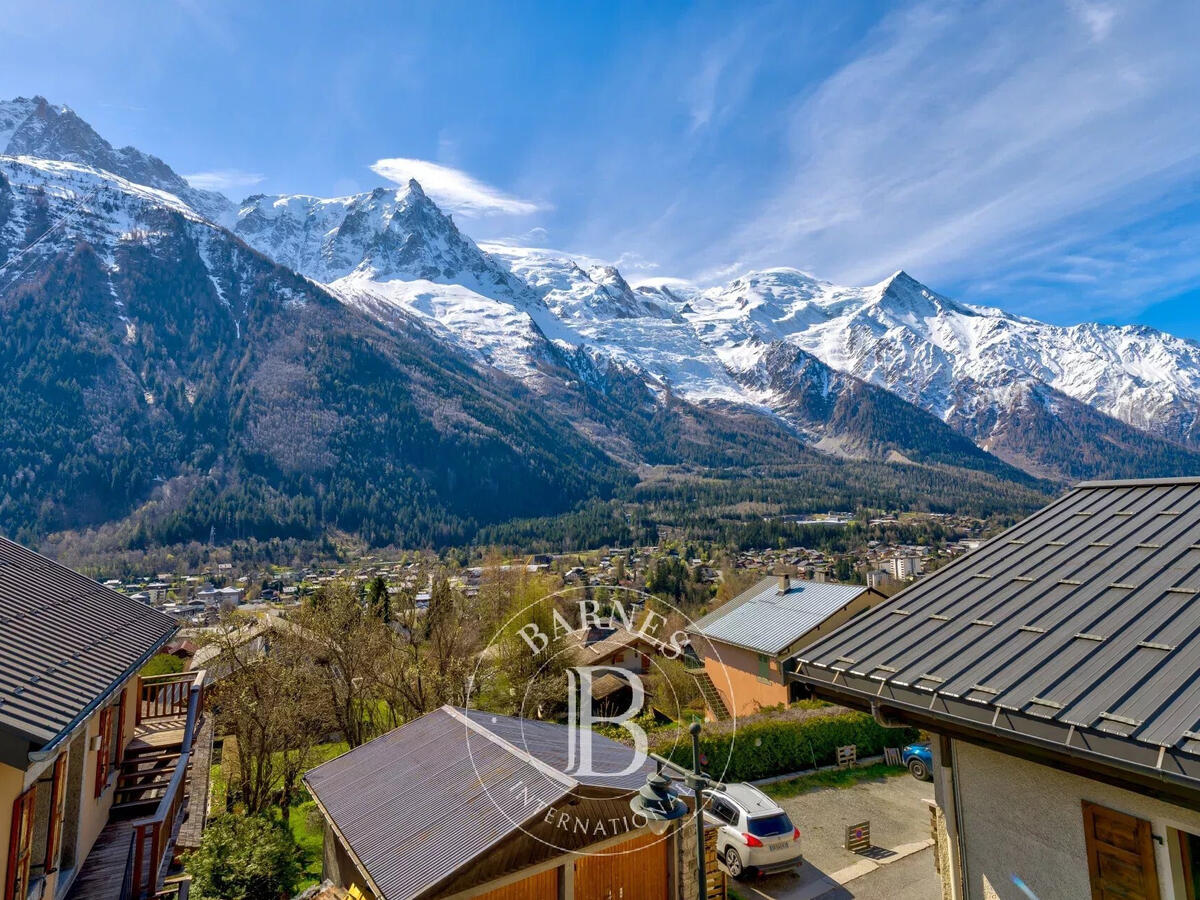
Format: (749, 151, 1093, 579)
(725, 771, 941, 900)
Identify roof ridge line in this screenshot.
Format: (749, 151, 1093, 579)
(445, 705, 579, 792)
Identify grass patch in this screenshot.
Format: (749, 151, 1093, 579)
(281, 800, 325, 890)
(762, 763, 907, 799)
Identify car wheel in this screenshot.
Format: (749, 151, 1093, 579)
(725, 846, 746, 879)
(908, 757, 931, 781)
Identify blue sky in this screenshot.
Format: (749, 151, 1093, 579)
(3, 0, 1200, 335)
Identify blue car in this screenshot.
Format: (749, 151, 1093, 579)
(902, 742, 933, 781)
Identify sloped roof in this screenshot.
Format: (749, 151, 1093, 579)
(0, 536, 177, 755)
(793, 477, 1200, 798)
(304, 706, 654, 900)
(690, 577, 870, 655)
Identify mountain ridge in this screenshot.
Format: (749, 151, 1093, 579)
(2, 95, 1198, 552)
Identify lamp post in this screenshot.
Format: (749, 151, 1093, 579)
(630, 722, 722, 899)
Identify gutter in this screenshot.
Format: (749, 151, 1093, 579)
(794, 669, 1200, 805)
(27, 624, 178, 763)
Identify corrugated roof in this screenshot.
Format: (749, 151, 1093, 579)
(304, 706, 655, 900)
(690, 577, 869, 655)
(0, 536, 177, 750)
(792, 478, 1200, 794)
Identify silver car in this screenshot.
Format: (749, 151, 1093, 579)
(703, 783, 803, 879)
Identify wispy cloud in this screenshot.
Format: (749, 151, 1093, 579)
(718, 0, 1200, 320)
(370, 157, 547, 217)
(183, 169, 265, 193)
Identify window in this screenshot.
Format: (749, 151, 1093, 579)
(757, 653, 770, 683)
(4, 787, 35, 900)
(45, 752, 68, 873)
(94, 705, 115, 798)
(747, 813, 793, 837)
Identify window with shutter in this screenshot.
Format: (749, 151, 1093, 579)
(1082, 800, 1161, 900)
(113, 689, 126, 765)
(45, 753, 68, 873)
(757, 653, 770, 683)
(4, 787, 35, 900)
(94, 706, 114, 798)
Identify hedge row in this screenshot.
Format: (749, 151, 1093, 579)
(653, 709, 918, 782)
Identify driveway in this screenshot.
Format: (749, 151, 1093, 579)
(725, 770, 940, 900)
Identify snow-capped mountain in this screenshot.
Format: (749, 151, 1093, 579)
(0, 147, 627, 545)
(230, 173, 1200, 481)
(4, 91, 1198, 536)
(675, 269, 1200, 468)
(0, 96, 230, 221)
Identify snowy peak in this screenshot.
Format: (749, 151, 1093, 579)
(0, 96, 230, 221)
(484, 244, 674, 322)
(235, 180, 523, 296)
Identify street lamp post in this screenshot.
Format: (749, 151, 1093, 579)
(630, 722, 723, 900)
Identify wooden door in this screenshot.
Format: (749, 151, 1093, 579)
(1082, 800, 1161, 900)
(575, 830, 669, 900)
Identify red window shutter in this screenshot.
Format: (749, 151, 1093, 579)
(94, 706, 113, 798)
(4, 787, 35, 900)
(113, 689, 127, 764)
(45, 752, 69, 872)
(1083, 800, 1161, 900)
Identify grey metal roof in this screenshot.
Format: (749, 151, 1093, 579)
(690, 577, 870, 655)
(304, 706, 655, 900)
(792, 477, 1200, 796)
(0, 536, 177, 752)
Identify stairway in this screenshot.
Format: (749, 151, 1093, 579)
(111, 745, 184, 815)
(688, 668, 731, 721)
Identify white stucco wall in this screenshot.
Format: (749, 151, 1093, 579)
(941, 739, 1200, 900)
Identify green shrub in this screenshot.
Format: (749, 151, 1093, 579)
(186, 813, 301, 900)
(140, 653, 184, 676)
(653, 709, 918, 782)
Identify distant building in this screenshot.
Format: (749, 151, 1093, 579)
(887, 555, 922, 580)
(688, 574, 887, 719)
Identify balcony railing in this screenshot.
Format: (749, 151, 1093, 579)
(121, 669, 206, 900)
(137, 672, 196, 724)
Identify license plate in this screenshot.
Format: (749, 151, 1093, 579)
(769, 841, 789, 851)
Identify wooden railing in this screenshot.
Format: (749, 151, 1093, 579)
(137, 672, 196, 724)
(123, 670, 205, 900)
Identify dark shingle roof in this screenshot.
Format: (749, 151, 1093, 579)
(0, 536, 177, 752)
(304, 706, 654, 900)
(691, 577, 869, 655)
(793, 478, 1200, 795)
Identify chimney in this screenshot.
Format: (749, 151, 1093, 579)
(778, 572, 791, 595)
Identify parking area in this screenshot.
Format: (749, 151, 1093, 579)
(726, 770, 941, 900)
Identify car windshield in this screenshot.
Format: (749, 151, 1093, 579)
(747, 813, 793, 837)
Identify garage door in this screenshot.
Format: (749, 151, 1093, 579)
(472, 866, 559, 900)
(575, 830, 670, 900)
(1083, 800, 1161, 900)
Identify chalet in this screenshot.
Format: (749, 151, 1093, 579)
(304, 706, 702, 900)
(0, 536, 208, 900)
(793, 477, 1200, 900)
(688, 575, 886, 719)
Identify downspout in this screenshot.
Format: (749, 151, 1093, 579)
(871, 700, 907, 728)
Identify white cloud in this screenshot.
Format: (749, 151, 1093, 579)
(370, 157, 547, 217)
(720, 0, 1200, 317)
(183, 169, 265, 193)
(1069, 0, 1117, 41)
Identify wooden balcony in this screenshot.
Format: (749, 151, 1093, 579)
(66, 669, 209, 900)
